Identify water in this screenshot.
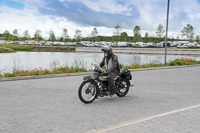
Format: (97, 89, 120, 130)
(1, 52, 200, 74)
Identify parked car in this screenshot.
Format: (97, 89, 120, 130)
(177, 44, 188, 48)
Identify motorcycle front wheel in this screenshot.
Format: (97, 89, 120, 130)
(78, 81, 97, 104)
(116, 79, 130, 97)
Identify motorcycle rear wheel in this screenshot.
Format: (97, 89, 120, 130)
(78, 81, 97, 104)
(116, 79, 130, 97)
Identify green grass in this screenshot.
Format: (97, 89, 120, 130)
(124, 63, 164, 69)
(0, 47, 16, 53)
(0, 44, 75, 52)
(0, 44, 34, 51)
(33, 46, 75, 51)
(2, 66, 88, 78)
(123, 58, 200, 69)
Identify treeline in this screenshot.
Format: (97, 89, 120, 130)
(0, 24, 200, 43)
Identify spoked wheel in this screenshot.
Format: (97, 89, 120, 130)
(116, 79, 130, 97)
(78, 81, 97, 104)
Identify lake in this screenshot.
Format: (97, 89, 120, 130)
(1, 52, 200, 74)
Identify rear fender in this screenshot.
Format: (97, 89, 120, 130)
(126, 80, 134, 88)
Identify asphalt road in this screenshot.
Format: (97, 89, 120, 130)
(0, 66, 200, 133)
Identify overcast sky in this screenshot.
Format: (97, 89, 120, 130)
(1, 0, 200, 39)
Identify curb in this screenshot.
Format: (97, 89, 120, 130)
(129, 64, 200, 71)
(0, 72, 90, 82)
(0, 65, 200, 82)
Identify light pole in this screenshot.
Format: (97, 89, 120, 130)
(164, 0, 170, 66)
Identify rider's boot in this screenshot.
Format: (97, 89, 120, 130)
(109, 87, 117, 95)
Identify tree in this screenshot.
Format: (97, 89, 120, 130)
(59, 37, 64, 42)
(9, 35, 12, 41)
(144, 32, 149, 43)
(34, 29, 42, 42)
(12, 29, 19, 41)
(74, 29, 82, 42)
(112, 25, 121, 42)
(49, 30, 56, 42)
(91, 28, 98, 37)
(156, 24, 165, 38)
(120, 32, 128, 41)
(181, 24, 194, 41)
(91, 28, 98, 42)
(113, 25, 121, 42)
(3, 30, 10, 41)
(23, 30, 30, 41)
(113, 25, 121, 36)
(133, 25, 141, 42)
(196, 35, 200, 44)
(62, 28, 69, 43)
(112, 25, 122, 42)
(176, 35, 180, 40)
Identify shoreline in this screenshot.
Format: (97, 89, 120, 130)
(1, 46, 200, 55)
(76, 47, 200, 55)
(1, 64, 200, 82)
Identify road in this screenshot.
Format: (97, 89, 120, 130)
(0, 66, 200, 133)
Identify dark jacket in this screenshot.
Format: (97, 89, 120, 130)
(99, 54, 120, 74)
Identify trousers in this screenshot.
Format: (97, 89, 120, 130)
(99, 72, 117, 91)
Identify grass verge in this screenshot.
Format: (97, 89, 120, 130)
(0, 58, 200, 78)
(0, 47, 16, 53)
(0, 44, 75, 52)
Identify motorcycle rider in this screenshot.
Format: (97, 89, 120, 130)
(100, 45, 120, 95)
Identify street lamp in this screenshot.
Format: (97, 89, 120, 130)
(164, 0, 170, 66)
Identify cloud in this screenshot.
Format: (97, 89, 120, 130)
(82, 0, 134, 16)
(32, 0, 139, 29)
(0, 4, 115, 39)
(1, 0, 200, 39)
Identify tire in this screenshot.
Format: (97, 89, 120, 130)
(116, 79, 130, 97)
(78, 80, 97, 104)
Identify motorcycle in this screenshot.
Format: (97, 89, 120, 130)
(78, 64, 133, 104)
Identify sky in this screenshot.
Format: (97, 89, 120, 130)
(0, 0, 200, 39)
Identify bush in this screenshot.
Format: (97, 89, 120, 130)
(4, 73, 15, 77)
(168, 58, 200, 66)
(168, 61, 176, 66)
(19, 72, 30, 76)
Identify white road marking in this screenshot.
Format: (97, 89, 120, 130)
(94, 104, 200, 133)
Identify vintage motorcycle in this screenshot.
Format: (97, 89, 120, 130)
(78, 64, 133, 104)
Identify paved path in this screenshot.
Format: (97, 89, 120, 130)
(0, 66, 200, 133)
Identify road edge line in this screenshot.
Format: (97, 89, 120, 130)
(94, 104, 200, 133)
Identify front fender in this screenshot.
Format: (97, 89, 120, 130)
(83, 75, 95, 83)
(83, 78, 95, 83)
(82, 78, 100, 95)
